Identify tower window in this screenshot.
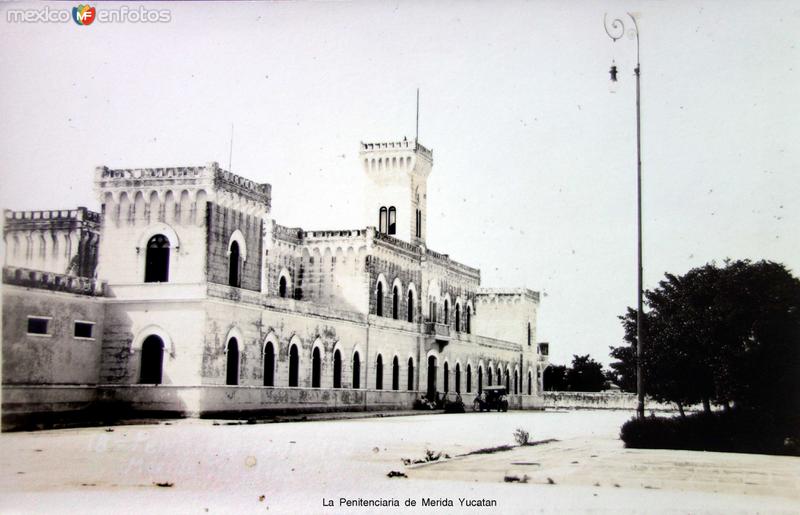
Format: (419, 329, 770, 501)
(228, 240, 242, 288)
(379, 207, 387, 234)
(144, 234, 170, 283)
(388, 207, 396, 235)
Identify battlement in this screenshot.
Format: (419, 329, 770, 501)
(360, 138, 433, 162)
(95, 162, 271, 208)
(3, 207, 100, 232)
(477, 287, 540, 303)
(3, 266, 103, 296)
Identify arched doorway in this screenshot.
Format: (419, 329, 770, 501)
(443, 362, 450, 392)
(226, 338, 239, 386)
(467, 364, 472, 393)
(514, 370, 519, 394)
(505, 369, 510, 392)
(375, 355, 384, 390)
(528, 370, 532, 395)
(333, 349, 342, 388)
(139, 335, 164, 384)
(407, 357, 414, 391)
(427, 355, 437, 397)
(312, 347, 321, 388)
(144, 234, 169, 283)
(392, 356, 399, 390)
(455, 363, 461, 393)
(352, 351, 361, 389)
(478, 366, 484, 393)
(289, 344, 299, 387)
(487, 367, 492, 386)
(264, 342, 275, 386)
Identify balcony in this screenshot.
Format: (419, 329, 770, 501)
(423, 322, 450, 352)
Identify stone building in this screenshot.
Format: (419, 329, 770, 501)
(2, 138, 548, 423)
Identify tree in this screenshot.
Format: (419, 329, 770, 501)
(609, 260, 800, 426)
(542, 365, 568, 391)
(566, 354, 606, 392)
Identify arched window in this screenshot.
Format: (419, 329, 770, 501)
(466, 306, 472, 334)
(379, 207, 387, 234)
(443, 362, 450, 392)
(455, 363, 461, 393)
(505, 369, 510, 392)
(392, 286, 399, 320)
(497, 367, 502, 387)
(487, 367, 493, 386)
(392, 356, 399, 390)
(312, 347, 321, 388)
(375, 354, 383, 390)
(376, 282, 383, 316)
(289, 344, 299, 387)
(514, 370, 519, 394)
(427, 356, 437, 397)
(226, 338, 239, 386)
(279, 276, 288, 298)
(478, 366, 483, 393)
(333, 349, 342, 388)
(388, 207, 396, 235)
(407, 289, 414, 323)
(444, 299, 449, 325)
(466, 364, 472, 393)
(352, 351, 361, 389)
(527, 322, 531, 346)
(139, 335, 164, 384)
(407, 357, 414, 391)
(455, 304, 461, 332)
(528, 370, 532, 395)
(264, 342, 275, 386)
(144, 234, 170, 283)
(228, 240, 241, 287)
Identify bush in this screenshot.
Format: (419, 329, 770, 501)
(513, 428, 530, 446)
(620, 409, 799, 456)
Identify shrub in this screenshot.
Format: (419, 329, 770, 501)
(620, 409, 799, 456)
(513, 428, 530, 446)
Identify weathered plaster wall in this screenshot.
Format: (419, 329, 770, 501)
(2, 286, 104, 385)
(205, 203, 262, 291)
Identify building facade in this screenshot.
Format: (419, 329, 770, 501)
(2, 138, 548, 423)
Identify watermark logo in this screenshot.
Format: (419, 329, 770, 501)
(72, 4, 96, 26)
(6, 4, 171, 24)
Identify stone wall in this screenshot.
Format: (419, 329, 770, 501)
(205, 203, 262, 291)
(541, 391, 687, 411)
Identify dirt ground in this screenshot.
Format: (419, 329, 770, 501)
(1, 410, 798, 513)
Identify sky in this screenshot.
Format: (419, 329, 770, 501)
(1, 1, 798, 366)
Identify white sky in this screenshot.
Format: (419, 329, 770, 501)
(1, 1, 797, 366)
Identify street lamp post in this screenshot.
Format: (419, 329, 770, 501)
(605, 13, 645, 420)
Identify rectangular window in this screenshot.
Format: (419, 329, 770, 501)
(74, 321, 94, 339)
(27, 316, 51, 335)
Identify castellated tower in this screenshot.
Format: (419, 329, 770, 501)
(360, 139, 433, 246)
(94, 162, 271, 290)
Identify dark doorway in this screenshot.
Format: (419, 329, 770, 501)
(443, 362, 449, 392)
(528, 371, 532, 395)
(427, 356, 437, 397)
(226, 338, 239, 386)
(467, 364, 472, 393)
(392, 356, 399, 390)
(139, 335, 164, 384)
(375, 355, 383, 390)
(478, 366, 483, 393)
(407, 357, 414, 390)
(333, 349, 342, 388)
(264, 342, 275, 386)
(289, 344, 299, 387)
(312, 347, 321, 388)
(144, 234, 169, 283)
(352, 352, 361, 388)
(455, 363, 461, 393)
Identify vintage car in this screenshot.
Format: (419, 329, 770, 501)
(472, 386, 509, 412)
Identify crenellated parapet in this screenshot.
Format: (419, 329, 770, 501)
(476, 287, 540, 304)
(95, 162, 271, 227)
(3, 265, 103, 296)
(3, 207, 100, 278)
